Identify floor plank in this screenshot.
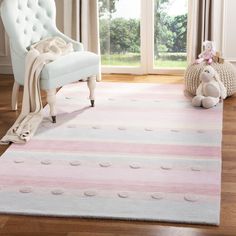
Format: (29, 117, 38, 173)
(0, 74, 236, 235)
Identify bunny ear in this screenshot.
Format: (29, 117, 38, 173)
(214, 70, 227, 99)
(211, 41, 216, 51)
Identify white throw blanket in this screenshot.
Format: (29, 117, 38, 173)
(1, 37, 73, 144)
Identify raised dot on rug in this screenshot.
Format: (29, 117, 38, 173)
(14, 159, 25, 164)
(99, 162, 112, 168)
(19, 187, 32, 194)
(129, 163, 141, 169)
(117, 192, 129, 198)
(69, 161, 81, 166)
(41, 160, 52, 165)
(84, 191, 96, 197)
(51, 189, 64, 195)
(151, 192, 165, 200)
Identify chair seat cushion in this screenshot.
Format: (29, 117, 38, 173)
(41, 51, 99, 82)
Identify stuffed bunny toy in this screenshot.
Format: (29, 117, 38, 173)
(196, 41, 216, 64)
(192, 65, 227, 109)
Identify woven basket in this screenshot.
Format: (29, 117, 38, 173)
(184, 61, 236, 97)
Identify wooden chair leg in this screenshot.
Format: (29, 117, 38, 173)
(97, 65, 102, 82)
(46, 89, 57, 123)
(87, 76, 96, 107)
(11, 81, 20, 111)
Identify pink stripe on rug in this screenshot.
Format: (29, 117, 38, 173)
(0, 166, 220, 186)
(11, 140, 221, 157)
(0, 178, 219, 196)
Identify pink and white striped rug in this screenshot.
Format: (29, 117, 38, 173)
(0, 82, 222, 225)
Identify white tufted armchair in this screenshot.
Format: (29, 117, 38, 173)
(0, 0, 100, 123)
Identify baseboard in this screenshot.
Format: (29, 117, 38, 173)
(0, 65, 13, 74)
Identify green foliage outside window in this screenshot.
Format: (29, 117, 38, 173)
(99, 0, 187, 67)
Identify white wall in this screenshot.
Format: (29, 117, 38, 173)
(0, 0, 11, 74)
(212, 0, 236, 67)
(221, 0, 236, 63)
(212, 0, 223, 53)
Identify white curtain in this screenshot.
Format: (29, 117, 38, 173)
(63, 0, 101, 79)
(75, 0, 100, 54)
(187, 0, 213, 64)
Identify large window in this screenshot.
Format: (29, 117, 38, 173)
(99, 0, 188, 74)
(154, 0, 188, 69)
(99, 0, 141, 67)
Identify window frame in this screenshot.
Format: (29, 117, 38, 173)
(100, 0, 187, 75)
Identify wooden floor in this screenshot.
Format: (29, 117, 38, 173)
(0, 74, 236, 236)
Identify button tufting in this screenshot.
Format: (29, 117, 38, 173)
(32, 26, 37, 31)
(151, 192, 165, 200)
(35, 13, 40, 19)
(84, 190, 96, 197)
(16, 18, 20, 23)
(118, 192, 129, 198)
(18, 5, 22, 10)
(51, 189, 64, 195)
(19, 187, 32, 194)
(161, 164, 172, 170)
(41, 160, 52, 165)
(131, 99, 137, 102)
(24, 29, 27, 34)
(70, 161, 81, 166)
(99, 162, 112, 168)
(25, 16, 29, 21)
(108, 98, 115, 101)
(129, 163, 141, 169)
(184, 194, 198, 202)
(43, 24, 48, 29)
(47, 12, 52, 18)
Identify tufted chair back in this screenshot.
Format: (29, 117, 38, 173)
(1, 0, 56, 50)
(0, 0, 60, 84)
(0, 0, 98, 122)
